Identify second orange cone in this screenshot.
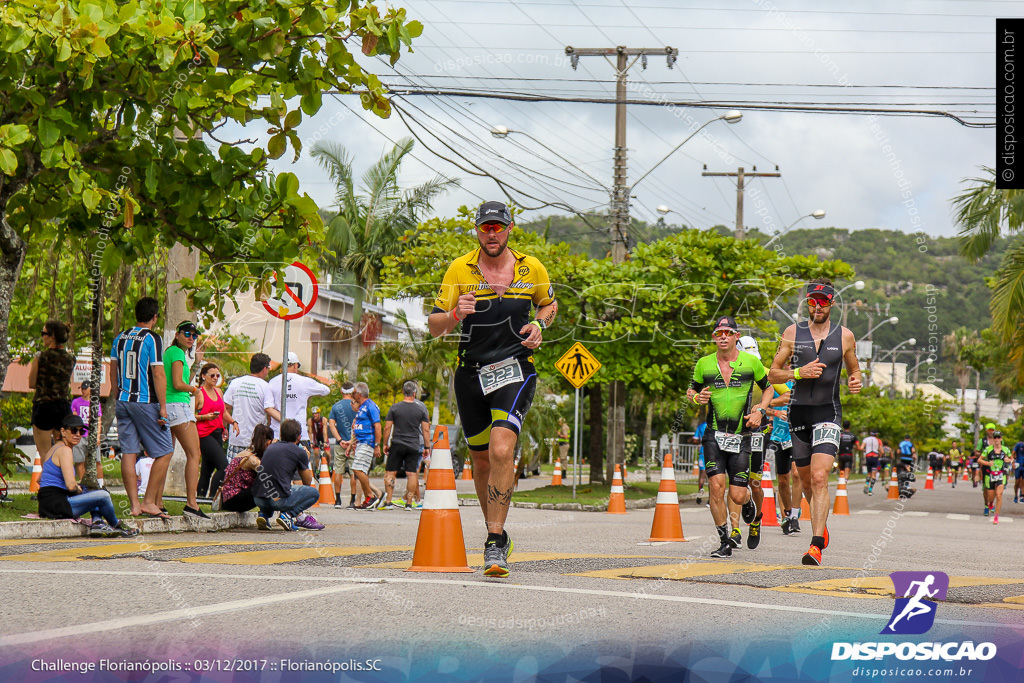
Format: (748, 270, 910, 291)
(607, 464, 626, 514)
(408, 426, 473, 573)
(648, 454, 686, 542)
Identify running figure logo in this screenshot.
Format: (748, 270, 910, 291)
(881, 571, 949, 635)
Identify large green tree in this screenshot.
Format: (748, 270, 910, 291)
(0, 0, 422, 484)
(310, 137, 459, 376)
(953, 167, 1024, 388)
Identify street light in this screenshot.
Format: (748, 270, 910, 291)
(879, 338, 916, 397)
(629, 110, 742, 191)
(866, 316, 899, 339)
(490, 125, 610, 191)
(862, 315, 898, 388)
(763, 209, 826, 248)
(909, 356, 934, 395)
(655, 205, 688, 228)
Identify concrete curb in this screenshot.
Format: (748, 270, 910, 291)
(0, 512, 257, 540)
(457, 493, 700, 512)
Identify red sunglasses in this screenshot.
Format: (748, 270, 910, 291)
(806, 297, 833, 308)
(477, 222, 509, 234)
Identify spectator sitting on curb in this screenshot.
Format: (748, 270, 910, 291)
(251, 418, 323, 531)
(37, 415, 139, 538)
(217, 424, 274, 514)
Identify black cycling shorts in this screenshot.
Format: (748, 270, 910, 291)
(747, 431, 767, 482)
(385, 443, 421, 474)
(789, 405, 841, 467)
(865, 455, 880, 472)
(768, 440, 794, 475)
(454, 361, 537, 452)
(703, 430, 751, 488)
(838, 454, 854, 471)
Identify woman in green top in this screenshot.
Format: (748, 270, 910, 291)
(164, 321, 209, 519)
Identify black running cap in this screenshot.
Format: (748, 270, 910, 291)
(713, 315, 738, 333)
(805, 283, 835, 300)
(992, 430, 1002, 438)
(475, 201, 512, 226)
(62, 414, 85, 429)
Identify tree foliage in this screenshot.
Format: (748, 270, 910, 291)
(842, 386, 950, 445)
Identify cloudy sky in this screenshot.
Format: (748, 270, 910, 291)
(246, 0, 1004, 241)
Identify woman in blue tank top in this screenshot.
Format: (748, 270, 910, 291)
(37, 415, 139, 537)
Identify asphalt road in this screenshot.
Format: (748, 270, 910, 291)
(0, 476, 1021, 682)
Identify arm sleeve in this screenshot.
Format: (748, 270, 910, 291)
(531, 259, 555, 307)
(689, 359, 705, 393)
(754, 360, 769, 390)
(431, 263, 462, 314)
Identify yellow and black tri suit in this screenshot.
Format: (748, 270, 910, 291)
(433, 247, 555, 450)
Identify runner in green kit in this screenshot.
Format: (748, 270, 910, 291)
(687, 316, 774, 558)
(978, 431, 1010, 524)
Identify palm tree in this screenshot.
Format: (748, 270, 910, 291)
(311, 138, 460, 375)
(942, 327, 979, 412)
(952, 167, 1024, 386)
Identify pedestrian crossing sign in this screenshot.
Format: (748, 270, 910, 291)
(555, 342, 601, 388)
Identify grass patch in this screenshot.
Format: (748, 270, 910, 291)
(7, 457, 124, 483)
(458, 479, 699, 507)
(0, 492, 185, 523)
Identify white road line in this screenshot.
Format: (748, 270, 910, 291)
(0, 583, 363, 647)
(855, 510, 881, 514)
(902, 511, 929, 517)
(946, 514, 971, 520)
(0, 568, 1020, 633)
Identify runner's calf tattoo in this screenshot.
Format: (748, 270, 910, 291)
(487, 485, 513, 506)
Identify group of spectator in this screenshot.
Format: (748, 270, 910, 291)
(29, 297, 434, 534)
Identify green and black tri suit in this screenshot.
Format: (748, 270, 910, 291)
(690, 350, 770, 487)
(980, 445, 1009, 490)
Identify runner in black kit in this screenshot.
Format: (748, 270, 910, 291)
(428, 201, 557, 578)
(837, 421, 858, 479)
(769, 279, 862, 566)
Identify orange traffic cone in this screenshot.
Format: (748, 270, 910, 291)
(461, 459, 473, 480)
(96, 460, 105, 489)
(963, 468, 969, 482)
(408, 426, 473, 573)
(760, 461, 779, 527)
(316, 456, 333, 506)
(551, 459, 563, 486)
(607, 464, 626, 514)
(832, 474, 850, 515)
(947, 471, 953, 484)
(924, 467, 934, 490)
(108, 446, 116, 460)
(887, 469, 900, 499)
(29, 453, 42, 493)
(800, 497, 811, 520)
(648, 454, 686, 542)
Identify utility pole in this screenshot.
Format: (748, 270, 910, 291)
(566, 45, 678, 482)
(702, 166, 781, 240)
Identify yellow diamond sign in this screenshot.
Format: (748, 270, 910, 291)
(555, 342, 601, 389)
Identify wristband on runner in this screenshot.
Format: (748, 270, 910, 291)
(793, 367, 802, 380)
(452, 308, 461, 322)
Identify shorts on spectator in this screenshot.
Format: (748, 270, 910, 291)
(116, 401, 173, 457)
(72, 439, 88, 464)
(226, 443, 248, 460)
(165, 402, 195, 427)
(352, 442, 374, 473)
(32, 400, 71, 432)
(332, 443, 349, 472)
(386, 443, 421, 474)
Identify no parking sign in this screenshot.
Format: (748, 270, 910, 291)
(262, 261, 319, 320)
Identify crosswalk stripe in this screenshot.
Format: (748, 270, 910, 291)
(946, 514, 971, 520)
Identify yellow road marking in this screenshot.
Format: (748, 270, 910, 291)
(974, 594, 1024, 610)
(0, 539, 83, 547)
(182, 546, 410, 565)
(570, 561, 788, 580)
(361, 551, 660, 570)
(0, 540, 292, 562)
(773, 576, 1023, 599)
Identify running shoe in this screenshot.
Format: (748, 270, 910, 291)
(115, 521, 140, 538)
(710, 542, 732, 558)
(88, 521, 116, 537)
(334, 502, 345, 509)
(993, 515, 999, 525)
(356, 496, 378, 510)
(863, 485, 870, 495)
(256, 514, 271, 530)
(296, 515, 325, 530)
(790, 517, 801, 533)
(983, 506, 990, 516)
(374, 495, 388, 510)
(344, 502, 357, 510)
(801, 545, 822, 566)
(729, 528, 742, 548)
(276, 512, 296, 531)
(482, 535, 514, 578)
(695, 493, 703, 505)
(380, 502, 400, 510)
(823, 525, 829, 549)
(747, 516, 762, 549)
(781, 517, 793, 536)
(411, 501, 423, 509)
(741, 493, 757, 524)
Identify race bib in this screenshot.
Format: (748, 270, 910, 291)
(749, 433, 764, 452)
(714, 431, 742, 454)
(811, 422, 841, 448)
(781, 438, 793, 450)
(478, 357, 524, 395)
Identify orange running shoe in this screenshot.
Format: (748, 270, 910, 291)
(802, 545, 822, 566)
(823, 525, 829, 549)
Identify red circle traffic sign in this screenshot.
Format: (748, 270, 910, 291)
(262, 261, 319, 321)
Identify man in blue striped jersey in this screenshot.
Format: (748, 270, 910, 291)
(110, 297, 174, 518)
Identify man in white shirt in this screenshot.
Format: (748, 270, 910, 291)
(223, 353, 281, 459)
(268, 351, 331, 448)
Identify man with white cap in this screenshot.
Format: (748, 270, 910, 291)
(268, 351, 331, 449)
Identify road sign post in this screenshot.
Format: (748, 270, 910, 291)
(555, 343, 602, 498)
(262, 261, 319, 424)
